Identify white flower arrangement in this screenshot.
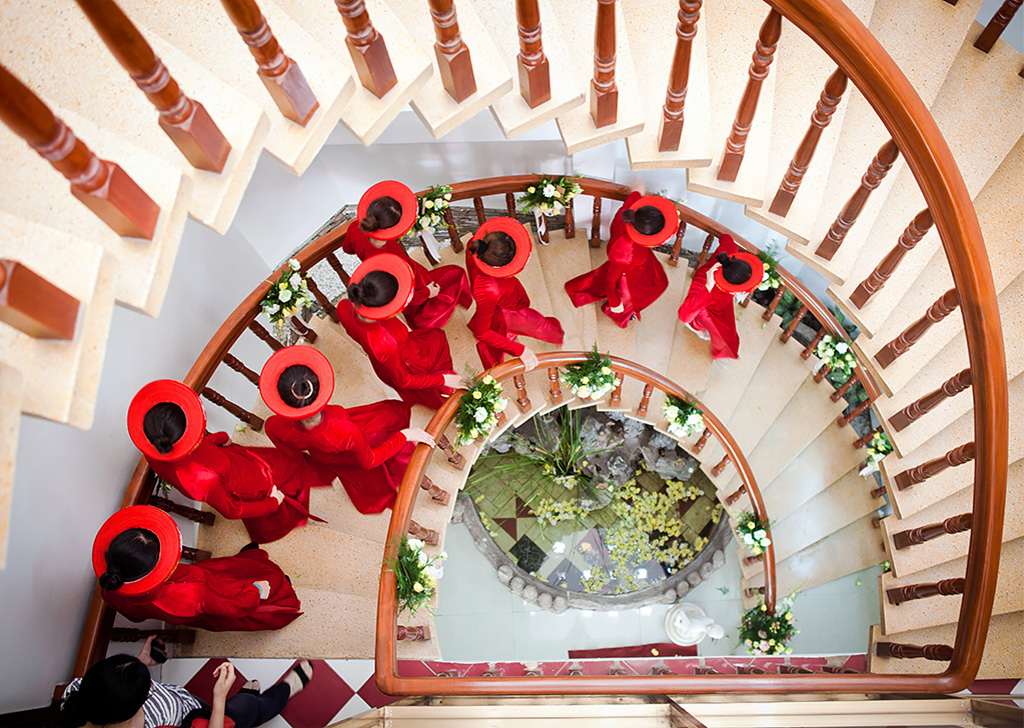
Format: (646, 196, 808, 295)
(866, 430, 893, 464)
(390, 536, 446, 615)
(518, 174, 583, 216)
(261, 258, 314, 329)
(454, 374, 508, 447)
(815, 333, 858, 381)
(663, 394, 705, 438)
(755, 245, 784, 291)
(734, 510, 772, 555)
(561, 345, 619, 400)
(739, 592, 798, 656)
(412, 185, 453, 233)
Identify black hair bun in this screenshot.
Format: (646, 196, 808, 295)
(99, 570, 124, 591)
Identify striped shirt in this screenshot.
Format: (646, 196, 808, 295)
(64, 678, 203, 728)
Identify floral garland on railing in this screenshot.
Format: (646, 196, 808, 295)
(860, 430, 894, 477)
(518, 174, 582, 215)
(561, 345, 619, 400)
(755, 244, 784, 292)
(815, 333, 857, 382)
(390, 536, 446, 615)
(734, 510, 772, 555)
(454, 374, 508, 447)
(260, 258, 314, 329)
(739, 593, 798, 656)
(663, 394, 705, 438)
(412, 185, 452, 233)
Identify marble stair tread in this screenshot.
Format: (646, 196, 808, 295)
(587, 245, 640, 412)
(622, 0, 713, 170)
(781, 0, 981, 271)
(518, 225, 559, 322)
(867, 614, 1023, 679)
(274, 0, 433, 146)
(120, 0, 353, 175)
(830, 26, 1024, 331)
(883, 457, 1023, 579)
(474, 0, 585, 139)
(882, 373, 1024, 520)
(630, 252, 691, 376)
(852, 137, 1024, 397)
(685, 0, 779, 206)
(66, 253, 119, 430)
(387, 0, 513, 140)
(665, 271, 714, 395)
(535, 229, 599, 353)
(880, 536, 1023, 635)
(0, 364, 23, 570)
(550, 0, 645, 154)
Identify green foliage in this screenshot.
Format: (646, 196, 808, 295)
(454, 375, 507, 447)
(261, 258, 314, 327)
(561, 345, 619, 399)
(755, 244, 784, 291)
(390, 536, 446, 615)
(518, 175, 583, 214)
(412, 185, 452, 233)
(663, 394, 704, 438)
(775, 289, 804, 329)
(739, 594, 799, 656)
(867, 430, 894, 463)
(734, 510, 771, 555)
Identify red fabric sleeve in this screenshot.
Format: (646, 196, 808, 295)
(349, 430, 408, 469)
(598, 237, 634, 309)
(202, 484, 281, 520)
(161, 569, 261, 619)
(470, 278, 526, 357)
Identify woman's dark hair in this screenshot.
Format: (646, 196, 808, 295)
(360, 196, 402, 233)
(469, 231, 516, 268)
(716, 253, 753, 285)
(99, 528, 159, 592)
(142, 402, 186, 454)
(348, 270, 399, 308)
(278, 364, 320, 409)
(60, 654, 151, 727)
(621, 204, 666, 236)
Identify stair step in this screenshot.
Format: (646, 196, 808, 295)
(0, 363, 23, 571)
(631, 253, 691, 376)
(66, 253, 119, 430)
(664, 271, 714, 394)
(387, 0, 513, 140)
(830, 23, 1024, 332)
(867, 614, 1023, 679)
(550, 0, 645, 154)
(686, 0, 778, 206)
(623, 0, 713, 169)
(586, 244, 640, 411)
(880, 536, 1023, 635)
(536, 229, 599, 353)
(474, 0, 585, 139)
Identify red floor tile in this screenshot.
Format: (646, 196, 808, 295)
(184, 658, 247, 704)
(278, 660, 353, 728)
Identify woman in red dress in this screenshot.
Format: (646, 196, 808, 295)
(564, 191, 677, 328)
(337, 253, 462, 410)
(342, 180, 471, 330)
(261, 346, 435, 514)
(677, 234, 763, 360)
(466, 217, 564, 370)
(128, 380, 324, 544)
(94, 506, 302, 631)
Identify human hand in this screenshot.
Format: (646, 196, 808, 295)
(270, 486, 285, 505)
(253, 580, 271, 599)
(212, 661, 236, 701)
(442, 373, 469, 390)
(136, 635, 159, 666)
(426, 281, 441, 298)
(401, 427, 436, 447)
(520, 347, 539, 372)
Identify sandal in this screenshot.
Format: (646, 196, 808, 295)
(282, 659, 313, 697)
(239, 679, 260, 696)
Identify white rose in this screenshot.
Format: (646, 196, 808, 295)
(424, 199, 434, 209)
(527, 186, 535, 193)
(835, 341, 850, 354)
(543, 184, 556, 197)
(419, 216, 431, 227)
(444, 193, 452, 200)
(664, 406, 679, 420)
(577, 386, 591, 399)
(289, 258, 301, 270)
(289, 273, 302, 288)
(496, 397, 509, 411)
(407, 538, 425, 550)
(418, 552, 428, 566)
(265, 303, 280, 315)
(474, 407, 488, 423)
(754, 529, 766, 539)
(279, 289, 293, 303)
(668, 422, 684, 437)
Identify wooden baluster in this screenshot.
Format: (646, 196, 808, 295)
(822, 665, 859, 674)
(692, 427, 711, 454)
(742, 554, 763, 566)
(853, 425, 881, 449)
(738, 291, 752, 308)
(870, 485, 886, 499)
(525, 666, 544, 677)
(724, 482, 745, 504)
(742, 586, 765, 599)
(815, 139, 899, 260)
(769, 69, 847, 216)
(515, 0, 551, 107)
(850, 209, 933, 309)
(222, 353, 260, 386)
(696, 233, 714, 266)
(73, 0, 231, 172)
(830, 373, 857, 402)
(481, 665, 502, 677)
(437, 434, 466, 469)
(181, 545, 211, 562)
(975, 0, 1022, 52)
(548, 367, 563, 405)
(668, 221, 687, 267)
(419, 475, 450, 505)
(875, 641, 954, 661)
(590, 197, 602, 248)
(326, 252, 351, 287)
(505, 192, 517, 217)
(802, 328, 825, 360)
(0, 260, 80, 340)
(513, 373, 532, 414)
(636, 383, 654, 418)
(110, 627, 195, 644)
(889, 368, 972, 432)
(472, 197, 486, 225)
(895, 442, 975, 491)
(397, 624, 431, 640)
(0, 63, 160, 239)
(219, 0, 319, 125)
(874, 289, 960, 369)
(149, 494, 216, 526)
(608, 663, 627, 676)
(694, 666, 719, 674)
(590, 0, 618, 128)
(565, 199, 576, 238)
(248, 320, 283, 351)
(334, 0, 398, 98)
(779, 304, 807, 343)
(658, 0, 702, 152)
(428, 0, 477, 102)
(408, 520, 439, 546)
(202, 387, 265, 430)
(871, 515, 882, 529)
(738, 665, 766, 674)
(837, 391, 873, 428)
(779, 665, 814, 674)
(712, 454, 732, 478)
(442, 207, 464, 253)
(763, 285, 786, 321)
(717, 10, 782, 182)
(495, 410, 507, 428)
(813, 363, 830, 383)
(609, 376, 623, 408)
(567, 664, 584, 676)
(304, 275, 338, 323)
(886, 577, 966, 605)
(893, 512, 972, 550)
(290, 315, 317, 343)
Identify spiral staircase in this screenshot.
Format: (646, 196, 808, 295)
(0, 0, 1021, 710)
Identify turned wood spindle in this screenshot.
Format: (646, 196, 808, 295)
(636, 383, 654, 417)
(565, 198, 576, 238)
(870, 485, 886, 499)
(717, 10, 782, 182)
(738, 290, 752, 308)
(219, 0, 319, 125)
(419, 475, 450, 505)
(742, 553, 763, 566)
(871, 515, 882, 529)
(712, 454, 732, 478)
(769, 68, 847, 216)
(650, 665, 673, 675)
(779, 304, 807, 343)
(886, 577, 965, 605)
(0, 260, 80, 340)
(894, 441, 975, 491)
(802, 328, 825, 360)
(763, 285, 786, 321)
(830, 372, 857, 402)
(974, 0, 1022, 53)
(290, 315, 317, 343)
(248, 320, 284, 351)
(515, 0, 551, 108)
(608, 663, 627, 676)
(110, 627, 195, 644)
(853, 425, 881, 449)
(428, 0, 477, 102)
(149, 494, 216, 526)
(743, 586, 765, 598)
(437, 434, 466, 469)
(875, 289, 959, 369)
(548, 367, 563, 404)
(697, 232, 715, 266)
(334, 0, 398, 98)
(609, 376, 623, 408)
(202, 387, 265, 431)
(304, 275, 338, 323)
(473, 197, 486, 225)
(222, 353, 260, 386)
(326, 252, 351, 287)
(442, 207, 464, 253)
(724, 481, 745, 504)
(694, 666, 719, 674)
(815, 139, 900, 260)
(813, 363, 830, 383)
(590, 0, 618, 128)
(668, 221, 687, 267)
(837, 392, 873, 428)
(513, 373, 532, 414)
(658, 0, 702, 152)
(875, 641, 953, 661)
(408, 519, 439, 546)
(567, 664, 584, 676)
(893, 512, 972, 550)
(495, 410, 507, 428)
(524, 666, 543, 677)
(181, 545, 211, 562)
(779, 665, 814, 674)
(822, 665, 858, 674)
(397, 624, 431, 640)
(590, 197, 603, 248)
(738, 665, 767, 674)
(850, 209, 933, 309)
(0, 63, 160, 239)
(692, 427, 711, 454)
(889, 368, 972, 432)
(505, 192, 517, 217)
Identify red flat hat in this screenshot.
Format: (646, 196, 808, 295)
(714, 247, 765, 294)
(469, 217, 532, 278)
(127, 380, 206, 462)
(623, 195, 680, 247)
(260, 346, 335, 419)
(349, 253, 416, 320)
(358, 181, 418, 240)
(92, 506, 182, 596)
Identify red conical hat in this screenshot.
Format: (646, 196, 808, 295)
(468, 217, 532, 278)
(127, 380, 206, 462)
(357, 180, 418, 240)
(623, 195, 680, 247)
(92, 506, 181, 596)
(349, 253, 416, 320)
(259, 346, 335, 419)
(714, 246, 764, 294)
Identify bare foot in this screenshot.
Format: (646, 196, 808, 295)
(282, 660, 313, 698)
